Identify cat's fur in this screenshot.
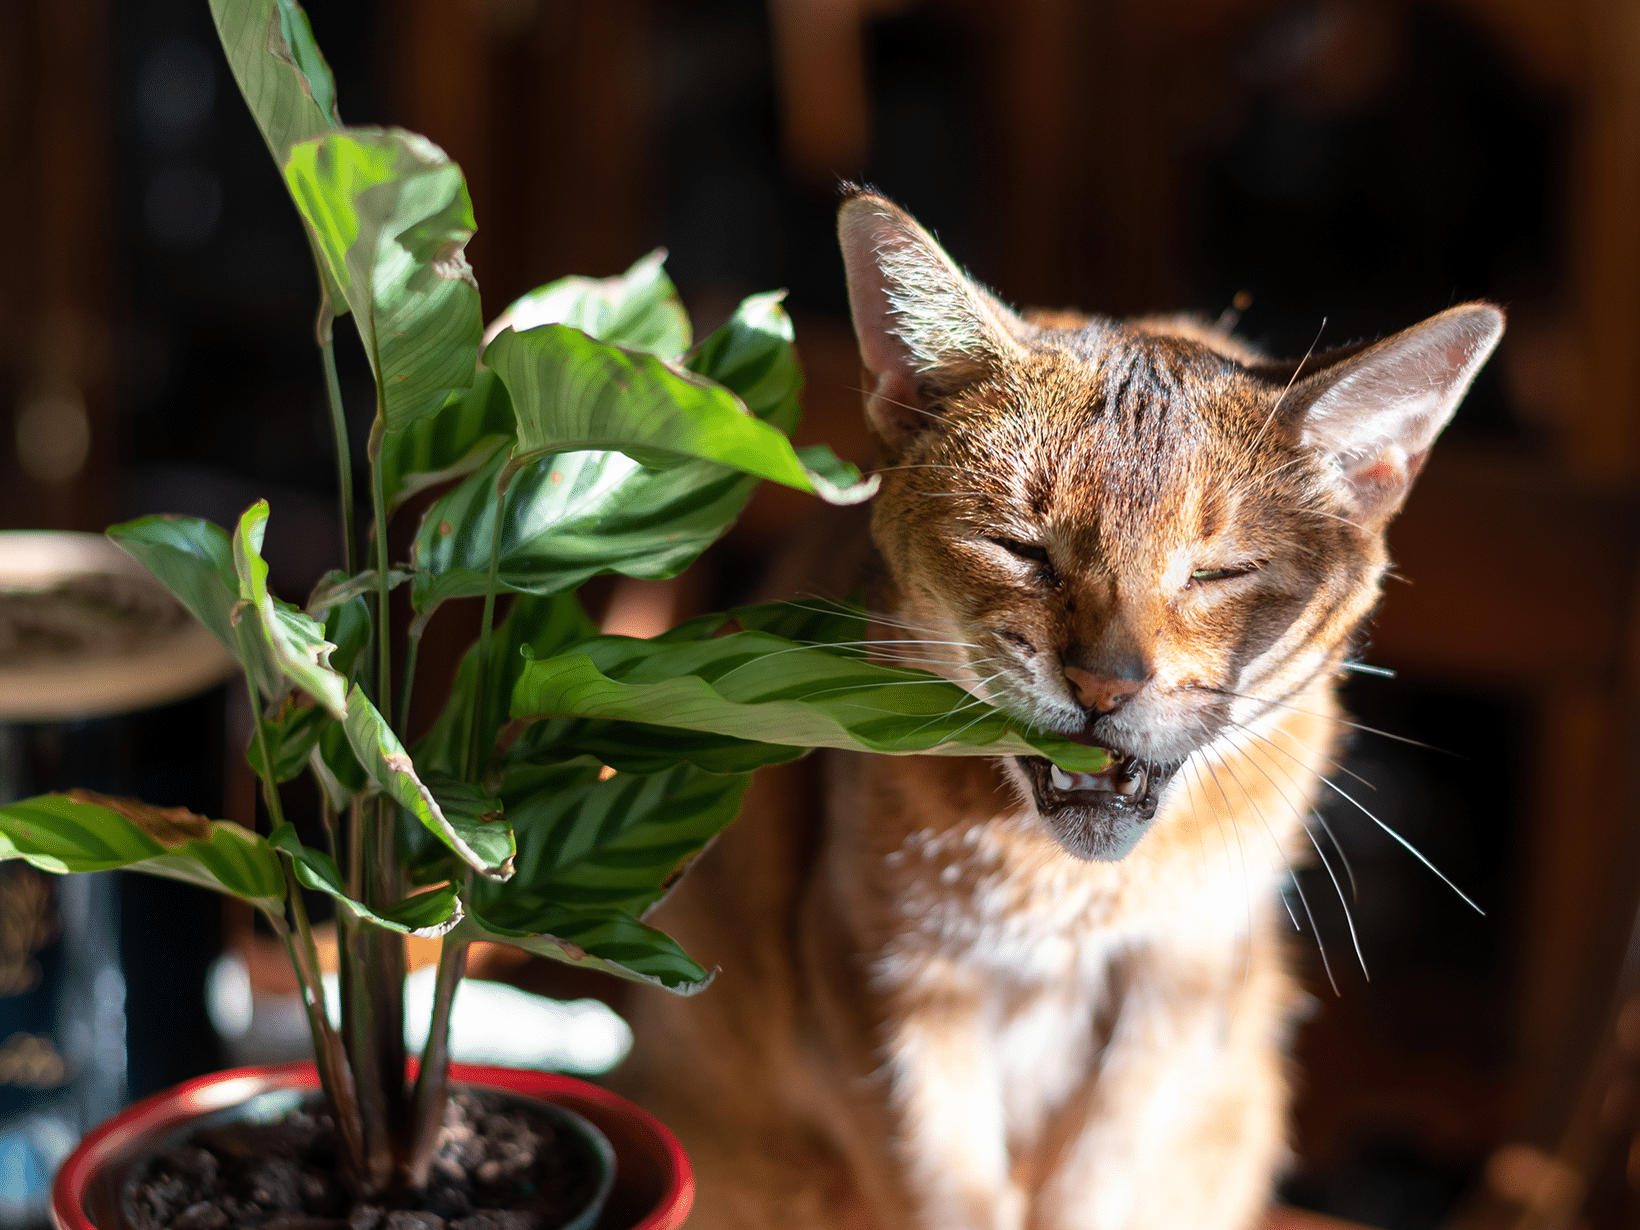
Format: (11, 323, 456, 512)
(614, 191, 1503, 1230)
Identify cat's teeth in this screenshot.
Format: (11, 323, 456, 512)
(1050, 766, 1117, 793)
(1114, 763, 1148, 797)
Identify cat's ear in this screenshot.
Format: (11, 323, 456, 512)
(1287, 303, 1504, 525)
(838, 190, 1027, 451)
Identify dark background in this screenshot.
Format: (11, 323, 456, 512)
(1, 0, 1638, 1227)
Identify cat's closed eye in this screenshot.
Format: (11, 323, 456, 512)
(1187, 563, 1262, 585)
(986, 536, 1050, 563)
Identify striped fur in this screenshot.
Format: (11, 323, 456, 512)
(614, 192, 1502, 1230)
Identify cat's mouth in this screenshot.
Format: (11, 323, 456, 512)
(1015, 749, 1181, 862)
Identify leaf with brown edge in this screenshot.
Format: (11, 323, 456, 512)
(0, 791, 285, 910)
(340, 684, 516, 881)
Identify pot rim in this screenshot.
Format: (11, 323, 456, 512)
(52, 1061, 693, 1230)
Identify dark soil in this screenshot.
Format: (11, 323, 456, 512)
(126, 1089, 603, 1230)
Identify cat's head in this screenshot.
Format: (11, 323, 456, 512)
(838, 189, 1502, 862)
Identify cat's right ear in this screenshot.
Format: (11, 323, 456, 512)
(838, 191, 1026, 452)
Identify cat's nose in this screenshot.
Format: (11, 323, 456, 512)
(1062, 664, 1145, 713)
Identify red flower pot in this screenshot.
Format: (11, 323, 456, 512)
(51, 1062, 693, 1230)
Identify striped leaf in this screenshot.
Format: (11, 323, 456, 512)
(233, 501, 349, 718)
(687, 290, 801, 433)
(107, 514, 282, 701)
(494, 763, 749, 917)
(246, 693, 332, 783)
(413, 592, 599, 780)
(501, 602, 865, 775)
(267, 824, 461, 938)
(490, 249, 691, 360)
(284, 129, 483, 434)
(379, 253, 691, 518)
(509, 625, 1118, 772)
(312, 719, 368, 812)
(488, 324, 874, 503)
(379, 371, 513, 516)
(455, 904, 712, 995)
(206, 0, 345, 307)
(408, 293, 819, 621)
(0, 791, 284, 912)
(340, 684, 514, 881)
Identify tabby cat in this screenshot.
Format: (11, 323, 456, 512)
(614, 189, 1503, 1230)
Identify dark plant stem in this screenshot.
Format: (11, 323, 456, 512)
(265, 901, 372, 1191)
(317, 302, 357, 576)
(233, 618, 371, 1186)
(405, 933, 469, 1187)
(466, 463, 514, 781)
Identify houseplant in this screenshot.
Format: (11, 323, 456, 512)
(0, 0, 1114, 1225)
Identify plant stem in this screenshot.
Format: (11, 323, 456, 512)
(368, 420, 394, 736)
(405, 933, 469, 1188)
(370, 794, 409, 1149)
(338, 909, 391, 1187)
(264, 901, 371, 1190)
(233, 620, 285, 833)
(317, 302, 358, 577)
(466, 464, 513, 782)
(398, 631, 421, 740)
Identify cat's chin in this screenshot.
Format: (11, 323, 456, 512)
(1013, 753, 1180, 862)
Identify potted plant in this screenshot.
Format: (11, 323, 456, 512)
(0, 2, 1113, 1227)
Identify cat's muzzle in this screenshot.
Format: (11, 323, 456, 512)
(1016, 750, 1180, 862)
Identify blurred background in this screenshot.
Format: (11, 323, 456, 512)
(0, 0, 1638, 1227)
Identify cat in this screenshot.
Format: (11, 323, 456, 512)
(612, 188, 1503, 1230)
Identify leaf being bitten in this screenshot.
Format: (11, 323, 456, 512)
(509, 626, 1117, 771)
(0, 791, 284, 911)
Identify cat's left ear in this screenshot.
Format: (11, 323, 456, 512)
(1288, 303, 1504, 525)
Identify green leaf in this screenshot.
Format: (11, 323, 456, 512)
(107, 516, 243, 662)
(378, 370, 514, 516)
(378, 253, 693, 519)
(206, 0, 345, 307)
(501, 718, 800, 777)
(0, 791, 284, 911)
(686, 289, 801, 432)
(284, 129, 483, 433)
(246, 694, 332, 783)
(454, 905, 712, 995)
(108, 515, 285, 701)
(486, 325, 874, 503)
(496, 763, 748, 918)
(340, 684, 514, 881)
(232, 501, 349, 719)
(421, 774, 516, 881)
(492, 250, 691, 361)
(267, 824, 461, 937)
(509, 624, 1117, 771)
(407, 293, 820, 622)
(312, 720, 369, 811)
(307, 568, 410, 620)
(413, 593, 599, 780)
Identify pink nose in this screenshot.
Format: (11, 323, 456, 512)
(1063, 666, 1144, 713)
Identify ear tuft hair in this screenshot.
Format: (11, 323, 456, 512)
(837, 193, 1025, 451)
